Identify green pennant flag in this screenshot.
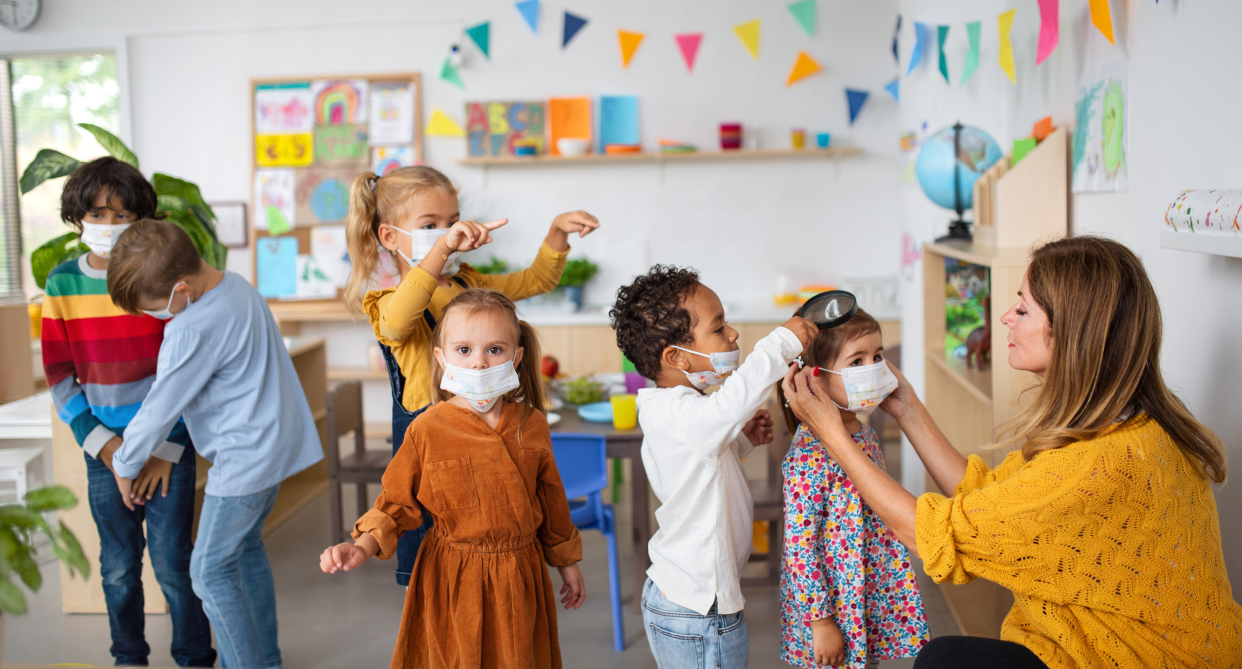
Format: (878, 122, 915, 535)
(788, 0, 815, 36)
(937, 25, 950, 83)
(960, 21, 981, 85)
(440, 58, 464, 89)
(465, 21, 491, 59)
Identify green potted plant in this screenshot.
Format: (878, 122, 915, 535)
(557, 257, 599, 312)
(472, 256, 509, 275)
(20, 123, 226, 290)
(0, 486, 90, 644)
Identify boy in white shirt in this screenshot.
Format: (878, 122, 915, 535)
(610, 266, 815, 668)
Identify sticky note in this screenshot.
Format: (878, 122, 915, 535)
(1013, 137, 1038, 165)
(1032, 116, 1053, 141)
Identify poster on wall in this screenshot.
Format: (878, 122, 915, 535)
(295, 167, 360, 224)
(255, 82, 314, 134)
(253, 169, 295, 231)
(372, 146, 417, 175)
(310, 225, 351, 287)
(465, 101, 546, 157)
(369, 82, 417, 144)
(1072, 57, 1128, 193)
(310, 80, 370, 126)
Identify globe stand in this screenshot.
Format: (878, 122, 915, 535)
(935, 122, 973, 243)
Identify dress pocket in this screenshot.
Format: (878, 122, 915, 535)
(426, 457, 481, 510)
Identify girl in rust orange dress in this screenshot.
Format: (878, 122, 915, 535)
(320, 288, 585, 669)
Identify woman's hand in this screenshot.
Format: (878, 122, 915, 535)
(442, 219, 508, 253)
(557, 563, 586, 609)
(782, 364, 848, 451)
(878, 360, 918, 421)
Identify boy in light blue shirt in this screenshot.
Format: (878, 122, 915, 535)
(107, 219, 323, 669)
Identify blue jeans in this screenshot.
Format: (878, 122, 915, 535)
(191, 486, 281, 669)
(86, 450, 215, 667)
(641, 578, 748, 669)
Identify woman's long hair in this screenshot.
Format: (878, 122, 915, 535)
(997, 236, 1227, 483)
(428, 289, 546, 444)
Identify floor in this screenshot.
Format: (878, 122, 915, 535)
(6, 437, 957, 668)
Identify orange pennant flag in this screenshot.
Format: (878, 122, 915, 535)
(1089, 0, 1115, 45)
(618, 30, 645, 68)
(786, 51, 822, 87)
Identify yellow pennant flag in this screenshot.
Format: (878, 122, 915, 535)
(618, 30, 645, 68)
(998, 9, 1016, 85)
(1089, 0, 1115, 45)
(786, 51, 822, 87)
(426, 108, 466, 137)
(733, 19, 761, 60)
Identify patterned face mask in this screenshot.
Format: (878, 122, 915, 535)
(820, 359, 898, 415)
(437, 352, 520, 413)
(671, 346, 740, 390)
(391, 226, 461, 275)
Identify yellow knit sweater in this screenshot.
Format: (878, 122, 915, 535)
(916, 415, 1242, 668)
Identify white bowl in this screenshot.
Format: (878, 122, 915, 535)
(557, 138, 590, 157)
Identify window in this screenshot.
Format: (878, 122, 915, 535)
(0, 53, 119, 299)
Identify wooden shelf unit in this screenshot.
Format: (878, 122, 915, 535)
(921, 127, 1068, 639)
(456, 146, 861, 166)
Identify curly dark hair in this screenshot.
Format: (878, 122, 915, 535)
(60, 156, 158, 231)
(609, 265, 701, 380)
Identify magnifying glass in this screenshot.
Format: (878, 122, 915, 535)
(799, 290, 858, 330)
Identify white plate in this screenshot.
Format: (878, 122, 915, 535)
(547, 412, 562, 426)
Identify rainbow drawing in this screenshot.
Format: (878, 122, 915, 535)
(312, 80, 369, 126)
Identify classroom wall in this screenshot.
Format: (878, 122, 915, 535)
(896, 0, 1242, 591)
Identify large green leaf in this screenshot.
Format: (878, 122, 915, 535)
(11, 549, 40, 592)
(19, 149, 84, 195)
(57, 524, 89, 579)
(31, 232, 89, 290)
(153, 173, 215, 222)
(0, 506, 39, 530)
(78, 123, 138, 169)
(165, 209, 220, 269)
(0, 578, 28, 615)
(24, 486, 77, 513)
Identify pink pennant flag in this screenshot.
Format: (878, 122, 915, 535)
(1036, 0, 1059, 64)
(675, 33, 703, 72)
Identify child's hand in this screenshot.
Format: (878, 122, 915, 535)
(742, 409, 773, 446)
(781, 315, 819, 352)
(551, 210, 600, 239)
(810, 617, 846, 666)
(442, 219, 508, 253)
(556, 563, 586, 610)
(320, 534, 378, 574)
(131, 456, 174, 503)
(114, 474, 136, 512)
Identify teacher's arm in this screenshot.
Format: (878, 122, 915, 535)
(878, 362, 968, 495)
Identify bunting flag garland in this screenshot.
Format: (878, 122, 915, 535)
(618, 30, 645, 68)
(733, 20, 761, 60)
(907, 22, 928, 75)
(1088, 0, 1115, 44)
(937, 25, 950, 83)
(998, 9, 1017, 84)
(465, 21, 491, 59)
(960, 21, 981, 85)
(515, 0, 539, 33)
(786, 51, 822, 87)
(675, 33, 703, 72)
(563, 11, 588, 48)
(788, 0, 816, 37)
(440, 58, 464, 89)
(846, 89, 870, 125)
(1036, 0, 1059, 64)
(426, 108, 466, 137)
(891, 15, 902, 63)
(885, 78, 900, 101)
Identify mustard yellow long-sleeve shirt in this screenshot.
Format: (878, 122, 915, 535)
(364, 242, 569, 411)
(916, 415, 1242, 668)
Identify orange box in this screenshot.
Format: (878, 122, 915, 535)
(549, 97, 591, 156)
(1032, 116, 1053, 142)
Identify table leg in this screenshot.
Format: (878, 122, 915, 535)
(629, 453, 650, 614)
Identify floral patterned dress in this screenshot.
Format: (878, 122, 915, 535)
(779, 424, 929, 668)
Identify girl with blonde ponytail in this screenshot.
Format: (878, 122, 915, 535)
(342, 165, 600, 586)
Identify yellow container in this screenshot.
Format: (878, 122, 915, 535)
(28, 302, 42, 340)
(610, 393, 637, 430)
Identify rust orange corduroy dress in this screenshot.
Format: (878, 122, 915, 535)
(353, 401, 583, 669)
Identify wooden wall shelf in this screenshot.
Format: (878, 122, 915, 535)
(456, 146, 861, 166)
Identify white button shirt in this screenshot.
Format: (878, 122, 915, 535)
(637, 327, 803, 615)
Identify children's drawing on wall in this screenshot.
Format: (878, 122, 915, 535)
(371, 146, 417, 175)
(254, 169, 296, 233)
(313, 125, 369, 164)
(295, 168, 357, 224)
(255, 133, 313, 167)
(945, 259, 990, 368)
(255, 82, 313, 134)
(369, 82, 416, 144)
(1073, 58, 1127, 193)
(311, 79, 369, 126)
(295, 254, 338, 299)
(310, 225, 351, 287)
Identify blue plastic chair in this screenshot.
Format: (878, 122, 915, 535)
(550, 433, 624, 652)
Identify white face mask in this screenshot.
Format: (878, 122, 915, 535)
(81, 222, 131, 259)
(143, 282, 189, 321)
(437, 352, 521, 413)
(818, 359, 898, 415)
(391, 227, 461, 275)
(671, 346, 741, 390)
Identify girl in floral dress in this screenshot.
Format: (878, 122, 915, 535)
(776, 308, 929, 667)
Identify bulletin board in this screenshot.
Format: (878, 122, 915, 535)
(248, 72, 423, 303)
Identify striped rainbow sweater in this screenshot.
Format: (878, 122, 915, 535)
(41, 255, 188, 461)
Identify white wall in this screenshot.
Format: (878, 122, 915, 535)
(895, 0, 1242, 591)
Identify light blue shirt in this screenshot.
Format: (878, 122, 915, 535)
(116, 272, 323, 497)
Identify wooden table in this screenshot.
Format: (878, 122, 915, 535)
(548, 409, 649, 610)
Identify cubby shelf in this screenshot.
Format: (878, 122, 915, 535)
(455, 146, 861, 166)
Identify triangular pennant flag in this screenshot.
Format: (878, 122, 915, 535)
(788, 0, 816, 37)
(960, 21, 981, 85)
(885, 78, 900, 101)
(465, 21, 491, 59)
(563, 11, 588, 48)
(1089, 0, 1115, 45)
(733, 20, 761, 60)
(937, 25, 950, 83)
(618, 30, 645, 68)
(892, 15, 902, 63)
(426, 108, 466, 137)
(1037, 0, 1059, 64)
(998, 9, 1017, 84)
(846, 89, 870, 125)
(907, 22, 928, 75)
(515, 0, 539, 33)
(786, 51, 822, 86)
(440, 58, 464, 89)
(675, 33, 703, 72)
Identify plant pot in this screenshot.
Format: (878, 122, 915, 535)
(562, 286, 584, 312)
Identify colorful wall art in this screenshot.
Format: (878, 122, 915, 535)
(295, 168, 357, 224)
(255, 133, 313, 167)
(1165, 190, 1242, 237)
(369, 82, 416, 144)
(255, 82, 313, 134)
(253, 169, 296, 233)
(465, 101, 546, 157)
(311, 80, 369, 126)
(372, 146, 417, 175)
(1073, 57, 1127, 193)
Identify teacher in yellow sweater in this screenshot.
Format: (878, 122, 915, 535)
(783, 236, 1242, 668)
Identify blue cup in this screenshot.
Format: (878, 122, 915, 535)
(816, 133, 831, 148)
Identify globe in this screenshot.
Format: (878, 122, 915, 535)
(915, 125, 1002, 212)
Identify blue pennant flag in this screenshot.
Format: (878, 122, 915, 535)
(563, 11, 588, 48)
(884, 78, 900, 102)
(846, 89, 870, 125)
(892, 15, 902, 63)
(516, 0, 539, 33)
(906, 22, 928, 75)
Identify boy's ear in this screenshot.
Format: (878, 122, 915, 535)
(662, 346, 690, 372)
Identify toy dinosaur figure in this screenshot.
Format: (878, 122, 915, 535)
(965, 296, 991, 370)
